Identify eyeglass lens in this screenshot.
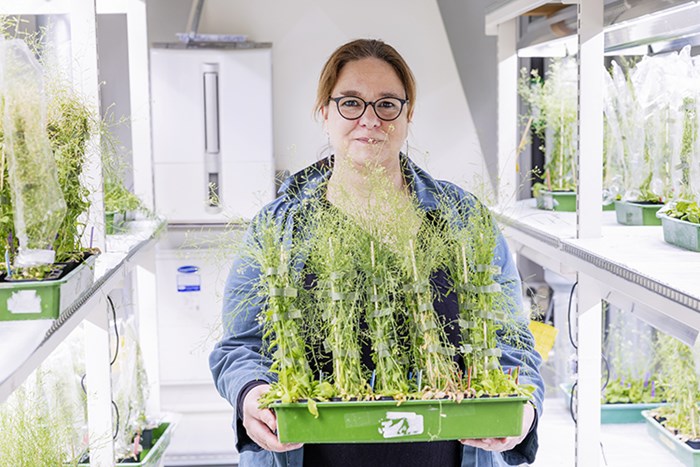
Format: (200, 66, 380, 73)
(335, 96, 404, 121)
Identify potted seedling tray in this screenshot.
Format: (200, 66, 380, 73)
(642, 410, 700, 467)
(0, 252, 97, 321)
(615, 201, 663, 226)
(535, 190, 576, 212)
(658, 213, 700, 252)
(77, 421, 174, 466)
(560, 384, 663, 424)
(272, 396, 527, 444)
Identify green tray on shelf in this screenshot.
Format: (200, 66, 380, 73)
(643, 410, 700, 467)
(0, 253, 96, 321)
(560, 384, 664, 424)
(272, 396, 527, 444)
(77, 422, 174, 466)
(659, 213, 700, 252)
(614, 201, 663, 226)
(535, 190, 577, 212)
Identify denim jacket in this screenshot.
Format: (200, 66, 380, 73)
(209, 156, 544, 467)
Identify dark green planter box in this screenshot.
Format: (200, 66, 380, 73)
(0, 253, 96, 321)
(535, 190, 577, 212)
(272, 396, 527, 443)
(615, 201, 663, 226)
(659, 214, 700, 252)
(642, 410, 700, 467)
(560, 384, 663, 423)
(76, 422, 173, 466)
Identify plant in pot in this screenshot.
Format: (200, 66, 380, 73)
(657, 89, 700, 251)
(101, 122, 143, 235)
(0, 330, 90, 466)
(642, 334, 700, 466)
(604, 54, 682, 225)
(0, 37, 98, 321)
(519, 57, 578, 211)
(600, 307, 665, 422)
(239, 166, 535, 444)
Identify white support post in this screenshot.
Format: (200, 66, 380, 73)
(70, 0, 106, 252)
(96, 0, 155, 211)
(84, 295, 115, 467)
(496, 18, 518, 207)
(575, 274, 602, 466)
(576, 0, 604, 239)
(132, 245, 161, 414)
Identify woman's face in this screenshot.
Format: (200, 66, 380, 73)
(322, 57, 409, 170)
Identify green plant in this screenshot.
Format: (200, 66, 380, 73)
(2, 40, 67, 264)
(0, 20, 93, 273)
(665, 200, 700, 224)
(652, 335, 700, 443)
(249, 213, 330, 414)
(0, 366, 86, 466)
(519, 58, 577, 193)
(448, 200, 533, 398)
(603, 376, 664, 404)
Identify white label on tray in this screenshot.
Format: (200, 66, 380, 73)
(378, 411, 424, 438)
(8, 290, 42, 314)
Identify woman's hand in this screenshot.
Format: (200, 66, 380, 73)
(459, 402, 535, 452)
(242, 384, 304, 452)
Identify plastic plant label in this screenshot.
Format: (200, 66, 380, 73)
(7, 290, 42, 314)
(378, 411, 424, 438)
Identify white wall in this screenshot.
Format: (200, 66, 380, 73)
(199, 0, 490, 192)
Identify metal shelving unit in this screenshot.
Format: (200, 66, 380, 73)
(486, 1, 700, 466)
(0, 1, 159, 466)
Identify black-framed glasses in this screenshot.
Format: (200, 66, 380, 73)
(329, 95, 408, 121)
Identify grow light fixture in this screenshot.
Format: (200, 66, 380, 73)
(604, 289, 699, 347)
(513, 0, 700, 57)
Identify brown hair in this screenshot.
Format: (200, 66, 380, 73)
(314, 39, 416, 121)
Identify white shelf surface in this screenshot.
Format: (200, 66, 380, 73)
(0, 218, 164, 403)
(535, 394, 685, 466)
(495, 200, 700, 330)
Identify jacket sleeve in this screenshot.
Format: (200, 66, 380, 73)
(209, 224, 275, 453)
(493, 229, 545, 465)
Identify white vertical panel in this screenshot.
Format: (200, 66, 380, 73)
(497, 19, 518, 207)
(84, 297, 115, 467)
(132, 246, 161, 415)
(577, 0, 604, 239)
(70, 0, 105, 252)
(576, 273, 602, 467)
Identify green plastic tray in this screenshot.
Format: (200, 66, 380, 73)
(559, 384, 663, 424)
(272, 397, 527, 443)
(615, 201, 663, 226)
(535, 190, 577, 212)
(0, 254, 96, 321)
(642, 410, 700, 467)
(659, 214, 700, 252)
(77, 422, 173, 466)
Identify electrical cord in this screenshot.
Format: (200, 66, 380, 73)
(107, 295, 120, 365)
(80, 294, 121, 440)
(567, 281, 578, 350)
(566, 282, 610, 466)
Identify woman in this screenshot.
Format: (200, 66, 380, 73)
(210, 39, 544, 467)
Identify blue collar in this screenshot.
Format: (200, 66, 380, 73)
(278, 154, 445, 212)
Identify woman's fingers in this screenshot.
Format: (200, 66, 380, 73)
(242, 384, 303, 452)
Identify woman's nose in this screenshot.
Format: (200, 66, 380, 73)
(359, 104, 381, 128)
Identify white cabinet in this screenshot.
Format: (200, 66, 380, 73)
(150, 45, 275, 223)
